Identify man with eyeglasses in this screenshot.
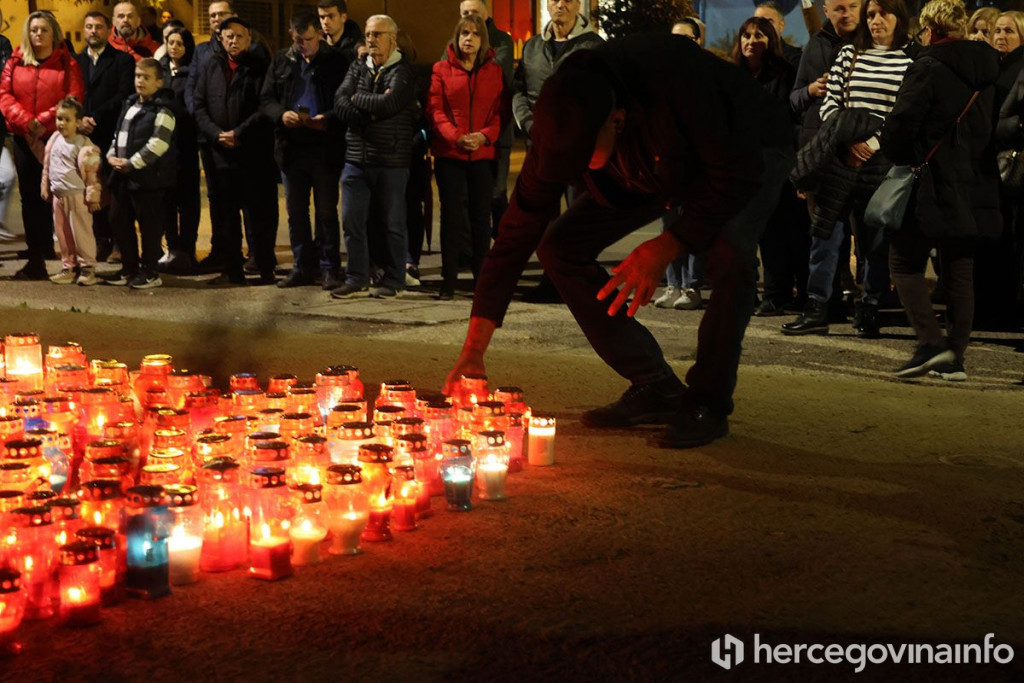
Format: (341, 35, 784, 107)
(331, 15, 418, 300)
(260, 11, 347, 290)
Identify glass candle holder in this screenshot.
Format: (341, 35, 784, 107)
(75, 526, 121, 606)
(79, 455, 132, 495)
(0, 416, 24, 444)
(232, 389, 266, 417)
(0, 568, 25, 656)
(286, 389, 320, 425)
(393, 417, 425, 440)
(77, 480, 125, 531)
(327, 404, 363, 432)
(256, 408, 284, 433)
(323, 465, 368, 555)
(11, 506, 58, 619)
(391, 466, 419, 532)
(213, 415, 249, 453)
(358, 445, 393, 543)
(102, 422, 139, 471)
(153, 428, 189, 460)
(330, 422, 374, 466)
(148, 447, 191, 484)
(10, 399, 43, 432)
(0, 463, 33, 494)
(250, 441, 291, 472)
(166, 370, 205, 411)
(199, 459, 247, 572)
(81, 440, 126, 485)
(289, 484, 328, 566)
(473, 401, 508, 435)
(474, 443, 510, 503)
(279, 412, 315, 441)
(194, 433, 235, 467)
(132, 354, 173, 406)
(46, 364, 89, 397)
(527, 415, 556, 466)
(395, 433, 428, 468)
(372, 405, 405, 430)
(164, 485, 202, 586)
(456, 373, 489, 409)
(247, 467, 294, 581)
(264, 392, 288, 412)
(494, 386, 527, 416)
(79, 388, 121, 441)
(505, 412, 525, 473)
(139, 462, 182, 487)
(50, 497, 84, 547)
(123, 485, 170, 599)
(0, 490, 24, 533)
(4, 334, 43, 392)
(455, 405, 475, 440)
(289, 435, 328, 488)
(46, 342, 86, 373)
(184, 389, 220, 434)
(439, 440, 475, 512)
(4, 439, 50, 492)
(229, 373, 260, 393)
(314, 367, 348, 422)
(385, 386, 418, 417)
(57, 541, 102, 627)
(267, 374, 297, 394)
(375, 379, 409, 408)
(334, 366, 363, 402)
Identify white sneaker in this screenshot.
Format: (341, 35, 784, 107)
(673, 288, 702, 310)
(77, 268, 99, 286)
(49, 268, 77, 284)
(654, 286, 680, 308)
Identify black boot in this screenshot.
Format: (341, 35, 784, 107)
(781, 299, 829, 336)
(581, 375, 685, 428)
(853, 301, 880, 338)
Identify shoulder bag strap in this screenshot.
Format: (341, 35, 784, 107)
(916, 90, 980, 170)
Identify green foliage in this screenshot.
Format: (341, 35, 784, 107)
(594, 0, 696, 40)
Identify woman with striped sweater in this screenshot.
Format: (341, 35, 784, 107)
(782, 0, 912, 338)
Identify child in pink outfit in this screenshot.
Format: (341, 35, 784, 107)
(42, 97, 102, 286)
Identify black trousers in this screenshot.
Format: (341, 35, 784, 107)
(12, 135, 54, 267)
(760, 183, 810, 305)
(109, 178, 166, 276)
(212, 168, 278, 275)
(164, 145, 201, 257)
(435, 157, 493, 290)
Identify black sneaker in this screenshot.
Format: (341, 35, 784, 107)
(754, 298, 789, 317)
(278, 269, 316, 288)
(243, 255, 259, 275)
(853, 302, 881, 339)
(331, 282, 369, 299)
(894, 345, 955, 379)
(653, 402, 729, 449)
(128, 272, 162, 289)
(371, 286, 400, 299)
(580, 377, 685, 428)
(321, 270, 345, 291)
(103, 271, 132, 286)
(207, 271, 247, 286)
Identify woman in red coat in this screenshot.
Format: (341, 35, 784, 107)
(0, 11, 85, 279)
(428, 15, 508, 300)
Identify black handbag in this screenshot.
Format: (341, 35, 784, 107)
(997, 149, 1024, 193)
(865, 90, 980, 232)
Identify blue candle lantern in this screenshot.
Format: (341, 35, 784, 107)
(25, 428, 69, 494)
(122, 485, 171, 599)
(439, 440, 475, 512)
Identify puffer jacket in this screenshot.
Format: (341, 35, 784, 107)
(0, 45, 85, 138)
(511, 14, 603, 135)
(883, 39, 1000, 241)
(334, 49, 418, 168)
(428, 45, 508, 162)
(791, 107, 889, 238)
(109, 88, 178, 190)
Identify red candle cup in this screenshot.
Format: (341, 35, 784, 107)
(74, 526, 122, 605)
(247, 467, 294, 580)
(199, 459, 247, 572)
(57, 541, 102, 627)
(0, 568, 26, 656)
(11, 506, 58, 620)
(391, 466, 419, 532)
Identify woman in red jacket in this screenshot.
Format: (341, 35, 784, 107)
(428, 15, 509, 300)
(0, 11, 85, 280)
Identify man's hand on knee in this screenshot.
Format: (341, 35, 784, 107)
(598, 233, 685, 317)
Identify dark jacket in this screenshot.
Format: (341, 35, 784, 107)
(471, 33, 792, 325)
(753, 56, 796, 110)
(790, 21, 847, 147)
(334, 51, 419, 168)
(511, 14, 604, 135)
(782, 42, 803, 71)
(325, 18, 364, 66)
(185, 38, 272, 116)
(792, 108, 889, 237)
(193, 49, 274, 173)
(77, 45, 136, 153)
(108, 88, 177, 190)
(997, 48, 1024, 148)
(260, 43, 347, 168)
(0, 34, 13, 141)
(882, 39, 1001, 241)
(996, 46, 1024, 125)
(159, 56, 199, 166)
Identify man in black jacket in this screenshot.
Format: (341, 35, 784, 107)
(77, 11, 135, 262)
(317, 0, 363, 64)
(261, 11, 347, 290)
(332, 14, 418, 299)
(444, 35, 793, 449)
(194, 17, 277, 286)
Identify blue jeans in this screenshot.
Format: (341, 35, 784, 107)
(341, 163, 409, 289)
(662, 208, 705, 288)
(283, 151, 341, 275)
(807, 216, 890, 306)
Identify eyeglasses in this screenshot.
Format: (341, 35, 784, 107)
(914, 25, 930, 43)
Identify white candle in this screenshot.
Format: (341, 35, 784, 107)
(477, 462, 508, 501)
(327, 510, 367, 555)
(167, 527, 202, 585)
(289, 520, 327, 565)
(527, 419, 556, 466)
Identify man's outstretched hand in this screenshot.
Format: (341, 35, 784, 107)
(443, 349, 486, 397)
(597, 232, 685, 317)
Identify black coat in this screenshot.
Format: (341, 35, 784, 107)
(76, 45, 136, 153)
(882, 40, 1001, 241)
(995, 46, 1024, 125)
(260, 43, 347, 168)
(471, 33, 792, 325)
(159, 57, 199, 167)
(790, 21, 846, 147)
(325, 19, 364, 66)
(193, 50, 274, 174)
(334, 53, 419, 168)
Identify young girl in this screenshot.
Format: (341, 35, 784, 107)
(41, 97, 102, 285)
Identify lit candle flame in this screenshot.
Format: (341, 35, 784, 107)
(67, 587, 83, 601)
(260, 523, 271, 540)
(24, 555, 33, 571)
(212, 511, 225, 529)
(93, 510, 103, 526)
(300, 519, 312, 533)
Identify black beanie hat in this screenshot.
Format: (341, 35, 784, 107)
(531, 65, 617, 184)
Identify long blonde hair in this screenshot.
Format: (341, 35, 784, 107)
(20, 11, 63, 66)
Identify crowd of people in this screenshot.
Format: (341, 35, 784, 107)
(0, 0, 1020, 383)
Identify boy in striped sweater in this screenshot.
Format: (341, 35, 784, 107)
(106, 57, 177, 289)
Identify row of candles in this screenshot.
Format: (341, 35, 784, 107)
(0, 333, 558, 654)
